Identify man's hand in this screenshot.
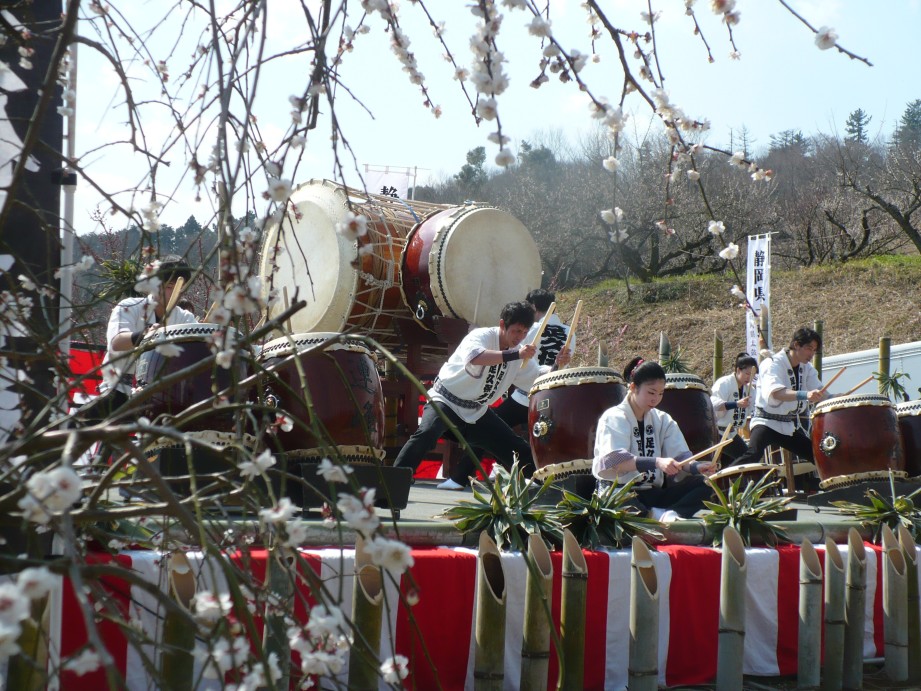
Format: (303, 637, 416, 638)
(519, 343, 537, 361)
(556, 347, 572, 368)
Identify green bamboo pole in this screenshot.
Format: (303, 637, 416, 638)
(349, 536, 385, 691)
(558, 529, 588, 691)
(520, 533, 553, 691)
(598, 341, 609, 368)
(880, 336, 892, 396)
(658, 332, 671, 365)
(897, 525, 921, 683)
(629, 537, 659, 691)
(160, 551, 197, 690)
(813, 321, 824, 377)
(823, 537, 846, 691)
(881, 525, 908, 682)
(263, 546, 293, 691)
(716, 526, 747, 691)
(799, 539, 823, 690)
(842, 528, 867, 691)
(713, 331, 724, 380)
(7, 597, 49, 691)
(474, 531, 507, 691)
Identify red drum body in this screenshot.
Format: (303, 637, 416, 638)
(258, 332, 385, 461)
(528, 367, 627, 469)
(811, 394, 906, 488)
(897, 400, 921, 478)
(401, 204, 543, 330)
(657, 373, 719, 455)
(135, 323, 246, 432)
(709, 463, 778, 495)
(258, 180, 446, 349)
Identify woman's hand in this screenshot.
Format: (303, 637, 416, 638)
(656, 457, 681, 476)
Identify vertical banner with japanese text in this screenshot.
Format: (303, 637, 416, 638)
(364, 165, 413, 199)
(746, 234, 771, 358)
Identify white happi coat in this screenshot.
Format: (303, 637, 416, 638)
(710, 373, 756, 430)
(592, 398, 691, 489)
(510, 313, 573, 406)
(751, 349, 822, 435)
(429, 326, 541, 423)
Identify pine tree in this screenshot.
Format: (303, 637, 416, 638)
(892, 99, 921, 149)
(844, 108, 871, 144)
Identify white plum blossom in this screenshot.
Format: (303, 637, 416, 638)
(266, 178, 292, 203)
(317, 457, 353, 484)
(381, 655, 410, 683)
(18, 274, 35, 291)
(336, 491, 380, 537)
(0, 583, 30, 625)
(602, 156, 620, 172)
(18, 466, 83, 524)
(600, 209, 617, 224)
(815, 26, 838, 50)
(495, 148, 515, 167)
(259, 497, 299, 524)
(238, 449, 275, 479)
(476, 97, 498, 121)
(528, 16, 551, 37)
(134, 260, 163, 295)
(335, 212, 369, 241)
(191, 590, 233, 623)
(282, 519, 309, 548)
(719, 242, 740, 260)
(305, 604, 348, 639)
(730, 285, 747, 301)
(710, 0, 735, 13)
(365, 536, 414, 575)
(708, 220, 726, 236)
(687, 169, 700, 182)
(64, 648, 102, 676)
(17, 566, 55, 600)
(729, 151, 745, 166)
(275, 413, 293, 432)
(0, 620, 21, 658)
(215, 349, 234, 369)
(154, 342, 183, 358)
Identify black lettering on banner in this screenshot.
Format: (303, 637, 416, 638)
(538, 324, 567, 366)
(475, 363, 508, 405)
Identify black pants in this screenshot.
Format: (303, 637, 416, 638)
(733, 424, 814, 467)
(75, 389, 130, 425)
(717, 432, 753, 467)
(393, 401, 534, 485)
(494, 396, 529, 430)
(624, 475, 713, 519)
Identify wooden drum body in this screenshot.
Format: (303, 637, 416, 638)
(401, 204, 542, 330)
(135, 323, 247, 432)
(709, 464, 778, 495)
(657, 373, 719, 455)
(811, 394, 906, 488)
(258, 180, 446, 348)
(258, 332, 385, 461)
(528, 367, 627, 469)
(897, 400, 921, 478)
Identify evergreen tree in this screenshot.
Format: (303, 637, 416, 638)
(454, 146, 487, 189)
(768, 129, 812, 155)
(844, 108, 871, 144)
(892, 99, 921, 148)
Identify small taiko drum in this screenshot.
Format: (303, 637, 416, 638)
(709, 463, 778, 495)
(657, 373, 719, 455)
(896, 400, 921, 478)
(529, 367, 627, 469)
(258, 180, 447, 349)
(401, 204, 542, 330)
(258, 332, 385, 462)
(135, 323, 247, 432)
(811, 393, 906, 489)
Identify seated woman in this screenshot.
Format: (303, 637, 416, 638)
(710, 352, 759, 465)
(592, 357, 714, 521)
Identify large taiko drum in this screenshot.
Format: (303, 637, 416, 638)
(709, 463, 779, 495)
(528, 367, 627, 469)
(135, 323, 248, 432)
(258, 332, 385, 462)
(657, 373, 719, 455)
(896, 400, 921, 478)
(258, 180, 446, 347)
(811, 393, 906, 489)
(400, 204, 543, 330)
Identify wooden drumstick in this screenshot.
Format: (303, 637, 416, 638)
(282, 286, 292, 333)
(677, 438, 734, 468)
(818, 366, 846, 396)
(841, 375, 875, 397)
(561, 300, 582, 354)
(521, 301, 556, 362)
(471, 279, 484, 327)
(163, 276, 185, 322)
(202, 299, 218, 323)
(710, 423, 736, 470)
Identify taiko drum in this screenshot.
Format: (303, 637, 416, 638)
(657, 373, 719, 455)
(896, 400, 921, 478)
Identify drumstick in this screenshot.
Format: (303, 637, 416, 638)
(471, 279, 484, 327)
(818, 366, 846, 396)
(841, 375, 875, 397)
(202, 300, 218, 323)
(163, 276, 185, 322)
(710, 423, 736, 469)
(522, 301, 556, 362)
(677, 438, 734, 468)
(282, 286, 292, 333)
(561, 300, 582, 354)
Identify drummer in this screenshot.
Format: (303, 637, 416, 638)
(393, 301, 571, 490)
(732, 327, 828, 471)
(495, 288, 573, 430)
(84, 255, 197, 419)
(710, 353, 759, 465)
(592, 357, 714, 522)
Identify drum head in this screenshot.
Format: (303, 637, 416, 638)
(664, 372, 708, 391)
(428, 206, 542, 325)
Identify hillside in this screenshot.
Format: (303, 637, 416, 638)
(557, 255, 921, 382)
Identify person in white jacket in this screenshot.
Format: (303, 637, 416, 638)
(710, 353, 758, 464)
(732, 328, 828, 469)
(592, 357, 715, 521)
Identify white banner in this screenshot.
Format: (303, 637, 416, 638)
(746, 234, 771, 358)
(364, 165, 413, 199)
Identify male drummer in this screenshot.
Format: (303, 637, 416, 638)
(495, 288, 573, 430)
(732, 327, 828, 471)
(393, 301, 571, 489)
(83, 255, 197, 420)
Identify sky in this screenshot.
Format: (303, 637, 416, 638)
(70, 0, 921, 232)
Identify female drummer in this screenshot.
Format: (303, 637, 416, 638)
(592, 357, 714, 521)
(710, 353, 758, 464)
